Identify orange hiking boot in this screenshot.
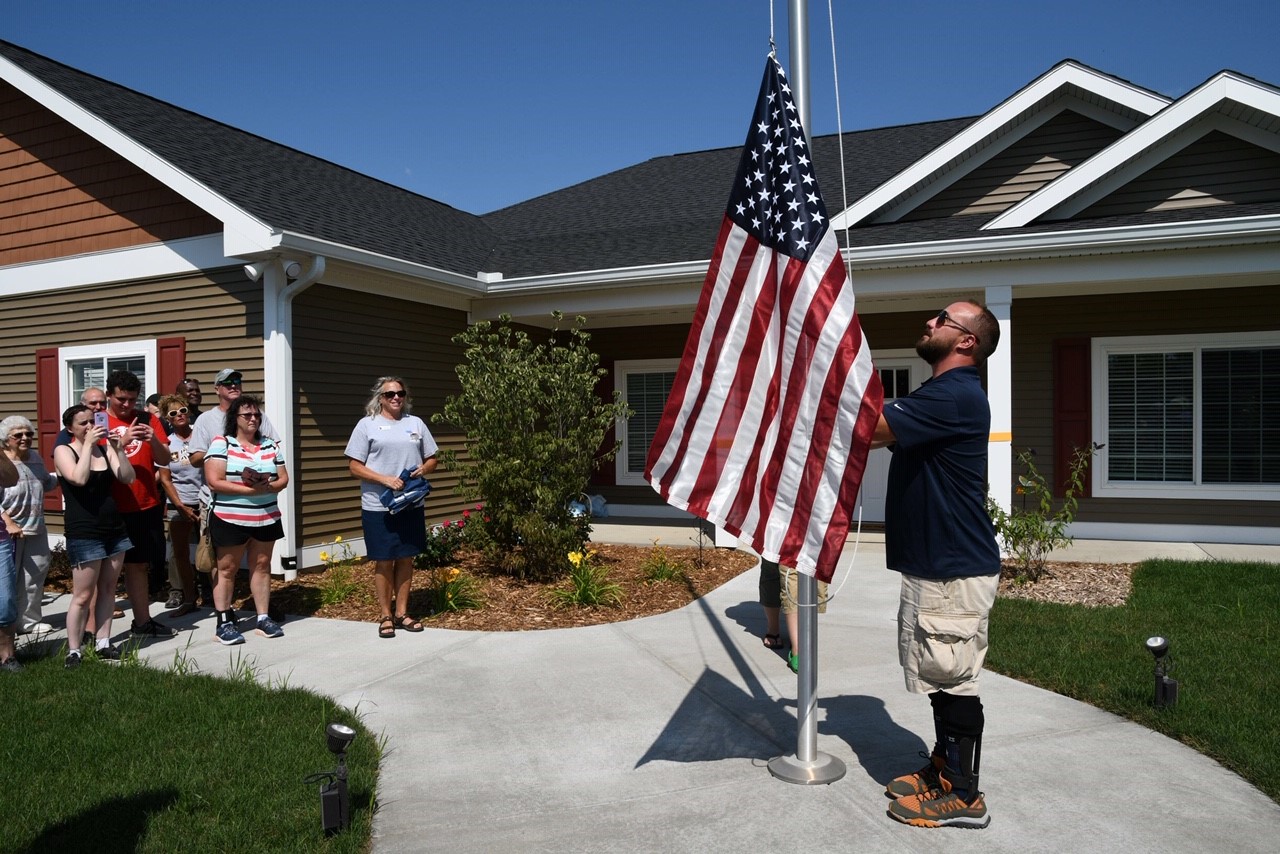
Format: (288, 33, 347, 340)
(887, 771, 989, 829)
(885, 752, 944, 799)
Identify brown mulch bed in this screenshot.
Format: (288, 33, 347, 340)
(44, 547, 1137, 633)
(271, 543, 759, 631)
(998, 560, 1137, 607)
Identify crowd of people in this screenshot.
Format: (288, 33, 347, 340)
(0, 367, 441, 667)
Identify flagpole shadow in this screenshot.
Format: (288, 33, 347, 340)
(635, 567, 800, 767)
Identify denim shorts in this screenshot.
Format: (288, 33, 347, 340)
(66, 534, 134, 567)
(361, 508, 425, 561)
(0, 539, 16, 627)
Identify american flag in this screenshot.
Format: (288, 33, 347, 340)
(645, 55, 883, 582)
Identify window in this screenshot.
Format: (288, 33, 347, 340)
(1093, 332, 1280, 500)
(60, 339, 157, 406)
(615, 359, 679, 486)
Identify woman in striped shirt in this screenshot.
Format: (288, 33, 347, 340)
(203, 395, 289, 645)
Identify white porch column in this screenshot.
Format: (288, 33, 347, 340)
(261, 256, 325, 580)
(985, 285, 1013, 513)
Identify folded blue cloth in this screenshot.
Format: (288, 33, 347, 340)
(379, 469, 431, 514)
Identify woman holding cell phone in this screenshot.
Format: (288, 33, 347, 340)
(53, 404, 136, 669)
(202, 395, 288, 645)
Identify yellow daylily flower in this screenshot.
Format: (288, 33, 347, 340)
(334, 535, 343, 543)
(319, 552, 330, 562)
(568, 551, 583, 567)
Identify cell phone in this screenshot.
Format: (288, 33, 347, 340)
(94, 410, 109, 429)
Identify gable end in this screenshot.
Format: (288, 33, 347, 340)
(0, 80, 221, 266)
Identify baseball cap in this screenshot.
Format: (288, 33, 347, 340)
(214, 369, 243, 385)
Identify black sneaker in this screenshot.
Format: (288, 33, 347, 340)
(65, 650, 83, 670)
(95, 644, 123, 662)
(131, 619, 177, 638)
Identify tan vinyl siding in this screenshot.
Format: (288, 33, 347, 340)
(904, 111, 1123, 220)
(0, 81, 221, 265)
(1078, 131, 1280, 217)
(1010, 285, 1280, 527)
(291, 285, 469, 543)
(0, 268, 266, 531)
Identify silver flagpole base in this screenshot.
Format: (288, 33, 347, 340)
(767, 752, 846, 785)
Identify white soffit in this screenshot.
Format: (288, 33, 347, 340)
(988, 71, 1280, 228)
(830, 61, 1169, 230)
(0, 53, 278, 255)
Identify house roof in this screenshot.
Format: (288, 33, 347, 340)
(481, 117, 977, 277)
(5, 39, 1280, 290)
(0, 39, 498, 277)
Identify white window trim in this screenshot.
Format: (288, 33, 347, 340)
(60, 338, 158, 407)
(614, 358, 680, 486)
(1091, 330, 1280, 501)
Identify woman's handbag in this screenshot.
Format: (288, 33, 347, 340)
(195, 501, 216, 573)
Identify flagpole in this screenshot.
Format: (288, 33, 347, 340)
(767, 0, 846, 787)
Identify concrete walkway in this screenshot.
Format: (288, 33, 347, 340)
(39, 531, 1280, 852)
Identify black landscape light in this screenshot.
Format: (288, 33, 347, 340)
(306, 722, 356, 835)
(1145, 636, 1179, 708)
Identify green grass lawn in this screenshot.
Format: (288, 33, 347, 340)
(0, 648, 378, 853)
(988, 558, 1280, 803)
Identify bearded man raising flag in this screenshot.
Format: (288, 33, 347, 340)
(645, 54, 882, 584)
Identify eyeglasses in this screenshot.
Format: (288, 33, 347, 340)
(218, 380, 242, 388)
(935, 309, 980, 344)
(9, 431, 34, 439)
(237, 412, 261, 421)
(166, 407, 189, 418)
(381, 390, 406, 399)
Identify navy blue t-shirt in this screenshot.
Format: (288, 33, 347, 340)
(882, 366, 1000, 579)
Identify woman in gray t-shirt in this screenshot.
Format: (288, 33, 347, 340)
(344, 376, 438, 638)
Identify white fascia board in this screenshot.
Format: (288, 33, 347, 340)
(260, 231, 487, 296)
(841, 213, 1280, 270)
(830, 62, 1169, 231)
(989, 72, 1280, 229)
(0, 235, 229, 297)
(482, 259, 711, 296)
(477, 278, 702, 323)
(0, 53, 277, 253)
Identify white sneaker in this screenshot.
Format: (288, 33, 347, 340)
(20, 622, 53, 636)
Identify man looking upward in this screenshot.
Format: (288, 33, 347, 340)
(873, 300, 1001, 830)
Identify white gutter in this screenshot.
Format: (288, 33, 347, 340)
(257, 255, 325, 579)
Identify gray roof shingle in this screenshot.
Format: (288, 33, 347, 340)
(0, 39, 498, 276)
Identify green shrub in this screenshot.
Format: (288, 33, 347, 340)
(416, 519, 467, 569)
(317, 536, 365, 606)
(421, 566, 484, 613)
(435, 312, 631, 581)
(641, 540, 687, 583)
(548, 549, 622, 608)
(987, 445, 1096, 581)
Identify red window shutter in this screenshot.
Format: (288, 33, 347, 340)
(1052, 338, 1091, 498)
(35, 347, 62, 513)
(156, 337, 186, 397)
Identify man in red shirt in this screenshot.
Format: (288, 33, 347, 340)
(104, 370, 177, 639)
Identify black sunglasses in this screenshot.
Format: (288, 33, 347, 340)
(935, 309, 980, 344)
(381, 390, 407, 399)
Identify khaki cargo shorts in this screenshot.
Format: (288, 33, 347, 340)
(780, 566, 829, 616)
(897, 572, 999, 696)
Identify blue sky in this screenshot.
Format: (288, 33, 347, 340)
(6, 1, 1279, 214)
